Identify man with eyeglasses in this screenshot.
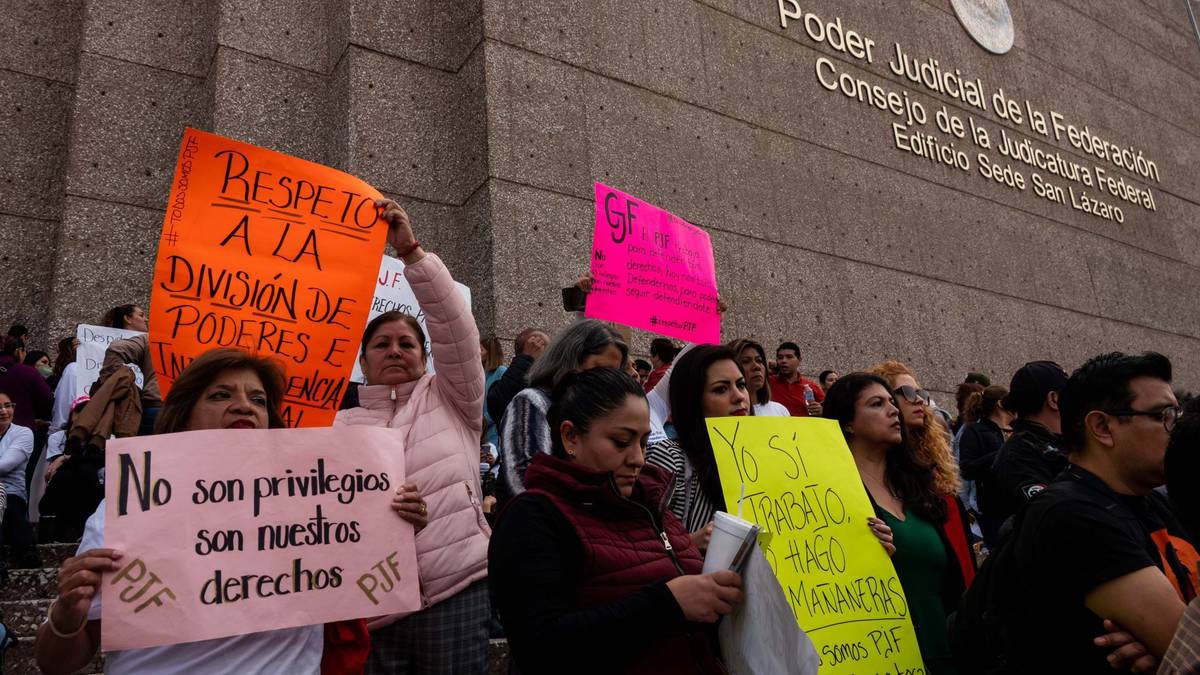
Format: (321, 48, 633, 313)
(978, 360, 1069, 546)
(1005, 352, 1196, 673)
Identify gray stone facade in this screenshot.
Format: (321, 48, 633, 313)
(3, 0, 1199, 398)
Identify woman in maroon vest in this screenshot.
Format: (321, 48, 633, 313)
(489, 368, 742, 675)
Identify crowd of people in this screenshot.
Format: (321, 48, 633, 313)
(0, 197, 1194, 674)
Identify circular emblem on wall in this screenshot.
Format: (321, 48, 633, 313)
(950, 0, 1015, 54)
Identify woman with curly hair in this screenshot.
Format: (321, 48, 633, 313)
(868, 360, 960, 497)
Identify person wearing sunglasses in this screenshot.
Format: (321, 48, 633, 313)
(997, 352, 1198, 674)
(868, 361, 960, 499)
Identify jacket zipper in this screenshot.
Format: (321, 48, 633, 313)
(613, 475, 685, 575)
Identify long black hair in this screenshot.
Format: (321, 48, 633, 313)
(548, 367, 646, 459)
(668, 345, 743, 512)
(822, 372, 947, 523)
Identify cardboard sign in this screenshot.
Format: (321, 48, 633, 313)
(586, 183, 720, 344)
(349, 256, 472, 383)
(75, 324, 145, 399)
(708, 417, 926, 675)
(148, 129, 388, 427)
(101, 426, 420, 651)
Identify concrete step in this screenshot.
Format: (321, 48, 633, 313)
(38, 542, 78, 569)
(1, 599, 51, 637)
(8, 636, 103, 675)
(0, 568, 58, 604)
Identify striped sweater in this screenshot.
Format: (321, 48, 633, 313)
(497, 386, 553, 501)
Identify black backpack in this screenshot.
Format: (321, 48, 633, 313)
(948, 509, 1026, 674)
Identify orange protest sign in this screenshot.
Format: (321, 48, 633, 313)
(149, 129, 387, 427)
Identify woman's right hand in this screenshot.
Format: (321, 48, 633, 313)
(53, 549, 123, 633)
(666, 570, 743, 623)
(690, 523, 714, 554)
(46, 456, 69, 482)
(869, 517, 896, 557)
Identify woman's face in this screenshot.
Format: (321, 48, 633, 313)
(34, 355, 50, 369)
(579, 343, 624, 371)
(361, 319, 426, 385)
(702, 359, 750, 418)
(892, 374, 926, 430)
(184, 369, 269, 431)
(851, 383, 902, 447)
(737, 347, 766, 396)
(126, 306, 149, 332)
(0, 394, 13, 429)
(562, 395, 650, 497)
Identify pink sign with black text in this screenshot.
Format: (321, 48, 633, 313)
(586, 182, 720, 344)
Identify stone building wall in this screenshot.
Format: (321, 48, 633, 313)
(3, 0, 1198, 398)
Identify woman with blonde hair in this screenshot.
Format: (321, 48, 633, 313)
(868, 360, 960, 497)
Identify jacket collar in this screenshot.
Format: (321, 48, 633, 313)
(1011, 418, 1062, 445)
(355, 379, 422, 411)
(524, 454, 675, 516)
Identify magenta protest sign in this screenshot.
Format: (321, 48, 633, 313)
(101, 426, 420, 651)
(586, 183, 720, 344)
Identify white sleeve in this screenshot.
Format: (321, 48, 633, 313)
(77, 502, 106, 621)
(52, 363, 77, 431)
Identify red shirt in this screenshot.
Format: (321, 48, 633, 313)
(769, 374, 825, 416)
(643, 364, 670, 393)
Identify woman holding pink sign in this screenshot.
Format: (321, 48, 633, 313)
(35, 348, 328, 675)
(334, 199, 493, 674)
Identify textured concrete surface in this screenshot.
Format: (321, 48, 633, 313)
(3, 0, 1199, 395)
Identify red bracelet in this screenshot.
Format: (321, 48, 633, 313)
(397, 240, 420, 257)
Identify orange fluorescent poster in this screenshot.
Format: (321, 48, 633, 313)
(149, 129, 386, 427)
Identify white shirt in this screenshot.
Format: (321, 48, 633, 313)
(753, 401, 790, 417)
(78, 503, 323, 675)
(0, 423, 33, 499)
(51, 362, 77, 431)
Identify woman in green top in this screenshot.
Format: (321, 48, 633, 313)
(823, 373, 976, 675)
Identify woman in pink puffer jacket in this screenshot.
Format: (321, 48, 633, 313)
(336, 199, 490, 674)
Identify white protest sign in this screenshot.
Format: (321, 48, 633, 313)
(75, 324, 145, 399)
(350, 256, 472, 383)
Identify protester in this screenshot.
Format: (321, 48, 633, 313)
(102, 304, 148, 331)
(868, 360, 960, 497)
(33, 348, 332, 675)
(36, 397, 92, 542)
(23, 350, 52, 381)
(644, 337, 679, 392)
(645, 346, 749, 551)
(633, 358, 653, 387)
(979, 360, 1068, 543)
(951, 382, 984, 433)
(1002, 352, 1195, 673)
(0, 388, 39, 569)
(956, 385, 1012, 546)
(95, 332, 160, 436)
(823, 373, 975, 675)
(50, 337, 79, 429)
(1157, 396, 1200, 673)
(727, 338, 789, 417)
(485, 327, 549, 428)
(497, 319, 627, 500)
(769, 342, 823, 416)
(489, 367, 741, 675)
(818, 370, 838, 394)
(481, 336, 507, 447)
(6, 325, 28, 349)
(0, 336, 52, 430)
(333, 199, 491, 673)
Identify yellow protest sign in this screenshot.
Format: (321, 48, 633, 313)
(708, 416, 926, 674)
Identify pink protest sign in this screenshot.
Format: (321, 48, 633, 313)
(101, 426, 419, 651)
(586, 183, 720, 344)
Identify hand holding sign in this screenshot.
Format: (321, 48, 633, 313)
(378, 199, 420, 261)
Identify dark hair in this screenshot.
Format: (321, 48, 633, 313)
(105, 305, 139, 330)
(1060, 352, 1173, 454)
(965, 385, 1009, 423)
(548, 367, 646, 459)
(965, 372, 991, 387)
(727, 338, 771, 406)
(481, 336, 504, 372)
(514, 327, 541, 356)
(23, 350, 49, 367)
(649, 338, 679, 364)
(0, 336, 20, 357)
(155, 348, 287, 434)
(1166, 397, 1200, 537)
(668, 345, 742, 512)
(776, 342, 801, 358)
(634, 359, 652, 373)
(360, 311, 426, 355)
(819, 370, 837, 386)
(7, 325, 28, 341)
(955, 382, 985, 422)
(53, 336, 77, 380)
(822, 372, 947, 523)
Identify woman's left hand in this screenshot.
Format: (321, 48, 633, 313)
(377, 199, 421, 260)
(392, 483, 429, 531)
(1095, 619, 1158, 673)
(868, 517, 895, 557)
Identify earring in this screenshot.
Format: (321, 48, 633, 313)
(845, 427, 854, 436)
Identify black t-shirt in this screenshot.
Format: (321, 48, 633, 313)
(1011, 465, 1200, 674)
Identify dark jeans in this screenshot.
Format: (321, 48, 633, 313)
(40, 461, 103, 543)
(2, 495, 39, 567)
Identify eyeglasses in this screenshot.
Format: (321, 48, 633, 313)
(893, 385, 930, 405)
(0, 403, 13, 411)
(1106, 406, 1183, 432)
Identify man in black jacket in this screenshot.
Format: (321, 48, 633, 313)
(979, 360, 1068, 544)
(486, 327, 549, 427)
